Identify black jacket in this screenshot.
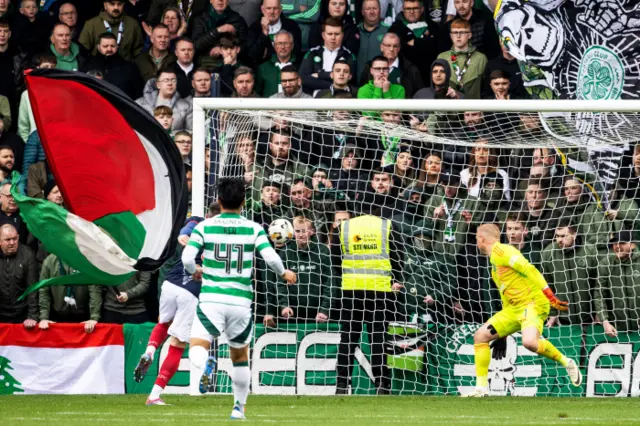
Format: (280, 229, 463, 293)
(0, 245, 38, 323)
(0, 131, 24, 172)
(482, 54, 527, 98)
(300, 45, 356, 94)
(146, 0, 208, 29)
(245, 16, 302, 67)
(308, 15, 360, 56)
(388, 14, 441, 76)
(0, 47, 21, 111)
(85, 53, 143, 99)
(173, 62, 195, 99)
(192, 7, 249, 55)
(10, 13, 50, 57)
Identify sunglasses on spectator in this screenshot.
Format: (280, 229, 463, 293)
(451, 31, 471, 36)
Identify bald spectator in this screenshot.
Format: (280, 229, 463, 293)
(356, 0, 388, 80)
(50, 22, 85, 71)
(0, 182, 28, 242)
(0, 224, 38, 327)
(360, 32, 423, 97)
(58, 2, 83, 42)
(80, 0, 144, 61)
(246, 0, 302, 66)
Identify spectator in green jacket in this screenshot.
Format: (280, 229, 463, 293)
(256, 30, 297, 97)
(584, 184, 640, 251)
(401, 226, 457, 324)
(541, 220, 598, 327)
(424, 171, 475, 257)
(595, 230, 640, 336)
(134, 24, 176, 83)
(474, 171, 509, 225)
(265, 216, 335, 324)
(50, 23, 85, 71)
(504, 212, 540, 267)
(436, 18, 487, 99)
(38, 253, 103, 333)
(79, 0, 144, 61)
(357, 55, 405, 106)
(101, 271, 151, 324)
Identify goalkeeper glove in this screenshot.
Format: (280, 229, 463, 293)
(542, 287, 569, 311)
(490, 337, 507, 360)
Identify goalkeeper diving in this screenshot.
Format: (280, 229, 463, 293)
(464, 224, 582, 397)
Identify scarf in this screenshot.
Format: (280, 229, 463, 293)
(404, 20, 429, 39)
(206, 5, 229, 30)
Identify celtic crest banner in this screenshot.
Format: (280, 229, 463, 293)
(494, 0, 640, 208)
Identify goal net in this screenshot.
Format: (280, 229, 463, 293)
(191, 99, 639, 397)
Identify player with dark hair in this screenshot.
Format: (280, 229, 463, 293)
(183, 178, 296, 419)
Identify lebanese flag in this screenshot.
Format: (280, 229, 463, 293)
(0, 324, 125, 394)
(12, 69, 188, 295)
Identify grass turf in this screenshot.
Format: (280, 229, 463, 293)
(1, 395, 639, 425)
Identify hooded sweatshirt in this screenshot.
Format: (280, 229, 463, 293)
(413, 58, 461, 99)
(51, 42, 82, 71)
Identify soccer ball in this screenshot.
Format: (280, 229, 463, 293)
(268, 219, 294, 245)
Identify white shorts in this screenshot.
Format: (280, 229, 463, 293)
(190, 303, 253, 349)
(158, 282, 198, 343)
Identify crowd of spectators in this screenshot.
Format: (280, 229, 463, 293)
(0, 0, 638, 346)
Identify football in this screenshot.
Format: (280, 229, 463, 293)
(268, 219, 294, 245)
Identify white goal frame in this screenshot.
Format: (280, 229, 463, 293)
(191, 98, 640, 217)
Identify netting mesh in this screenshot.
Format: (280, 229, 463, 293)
(197, 106, 639, 396)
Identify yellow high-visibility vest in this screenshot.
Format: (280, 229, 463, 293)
(340, 215, 392, 292)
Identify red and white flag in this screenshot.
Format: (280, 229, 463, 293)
(0, 323, 124, 395)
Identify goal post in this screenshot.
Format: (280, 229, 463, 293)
(190, 98, 640, 397)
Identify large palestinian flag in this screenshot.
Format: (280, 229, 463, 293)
(12, 69, 188, 295)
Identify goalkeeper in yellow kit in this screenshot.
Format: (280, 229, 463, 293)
(463, 224, 582, 397)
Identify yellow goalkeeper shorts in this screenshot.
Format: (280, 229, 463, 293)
(488, 301, 550, 337)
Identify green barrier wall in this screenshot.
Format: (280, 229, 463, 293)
(123, 322, 640, 396)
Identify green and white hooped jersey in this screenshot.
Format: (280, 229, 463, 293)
(188, 213, 285, 307)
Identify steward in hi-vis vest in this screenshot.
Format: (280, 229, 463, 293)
(335, 212, 403, 395)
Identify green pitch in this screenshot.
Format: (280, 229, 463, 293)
(1, 395, 638, 425)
